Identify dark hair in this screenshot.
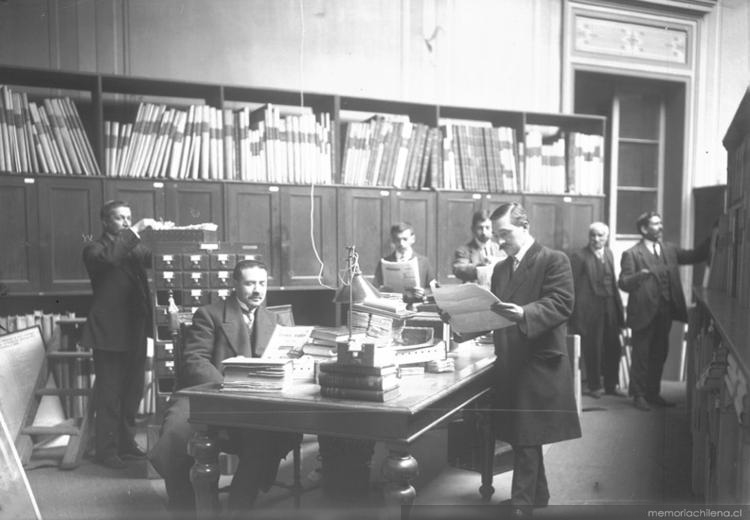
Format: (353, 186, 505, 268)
(390, 222, 414, 236)
(100, 200, 130, 220)
(636, 211, 661, 235)
(490, 202, 528, 227)
(471, 210, 492, 228)
(232, 259, 268, 281)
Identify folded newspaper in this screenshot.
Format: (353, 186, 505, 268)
(432, 284, 514, 334)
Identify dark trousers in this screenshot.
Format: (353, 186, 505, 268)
(511, 445, 549, 508)
(581, 302, 621, 392)
(92, 346, 146, 459)
(629, 302, 672, 398)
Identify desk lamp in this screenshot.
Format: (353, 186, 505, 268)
(333, 246, 380, 352)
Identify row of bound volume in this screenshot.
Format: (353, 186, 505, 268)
(0, 85, 100, 176)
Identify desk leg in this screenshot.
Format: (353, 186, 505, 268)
(188, 430, 220, 520)
(382, 446, 418, 520)
(478, 412, 495, 501)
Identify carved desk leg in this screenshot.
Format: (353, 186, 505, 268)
(477, 411, 495, 501)
(382, 445, 419, 520)
(188, 429, 220, 520)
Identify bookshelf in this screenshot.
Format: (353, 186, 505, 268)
(687, 87, 750, 504)
(0, 64, 606, 299)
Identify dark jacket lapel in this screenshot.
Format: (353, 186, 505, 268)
(502, 241, 541, 301)
(219, 296, 249, 357)
(253, 306, 277, 357)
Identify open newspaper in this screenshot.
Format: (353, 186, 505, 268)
(432, 284, 514, 334)
(379, 257, 420, 291)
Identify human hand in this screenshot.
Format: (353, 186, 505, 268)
(404, 287, 425, 302)
(437, 308, 451, 324)
(490, 301, 525, 322)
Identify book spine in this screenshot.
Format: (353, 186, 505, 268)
(318, 372, 398, 391)
(317, 362, 397, 377)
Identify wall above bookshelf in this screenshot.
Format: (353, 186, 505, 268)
(0, 65, 606, 197)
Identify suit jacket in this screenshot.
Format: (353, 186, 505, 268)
(452, 239, 505, 283)
(374, 251, 435, 289)
(618, 239, 708, 331)
(81, 229, 152, 352)
(569, 246, 624, 336)
(490, 241, 581, 446)
(179, 296, 280, 390)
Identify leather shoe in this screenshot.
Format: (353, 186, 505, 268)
(646, 395, 676, 407)
(119, 444, 147, 459)
(605, 388, 627, 397)
(96, 454, 127, 470)
(633, 396, 651, 411)
(584, 388, 604, 399)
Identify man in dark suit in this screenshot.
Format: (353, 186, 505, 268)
(487, 202, 581, 517)
(374, 222, 436, 302)
(619, 211, 709, 411)
(569, 222, 625, 398)
(150, 260, 300, 515)
(82, 200, 156, 470)
(452, 209, 506, 286)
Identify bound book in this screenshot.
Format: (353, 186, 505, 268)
(317, 372, 399, 391)
(320, 385, 401, 402)
(318, 361, 397, 377)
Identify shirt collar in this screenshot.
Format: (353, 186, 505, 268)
(514, 237, 534, 265)
(235, 295, 256, 316)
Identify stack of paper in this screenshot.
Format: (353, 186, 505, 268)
(221, 357, 293, 393)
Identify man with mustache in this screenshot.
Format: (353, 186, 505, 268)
(151, 259, 300, 517)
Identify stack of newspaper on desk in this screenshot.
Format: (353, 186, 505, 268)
(221, 357, 293, 392)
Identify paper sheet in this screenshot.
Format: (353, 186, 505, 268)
(261, 325, 315, 359)
(380, 257, 420, 291)
(432, 284, 514, 334)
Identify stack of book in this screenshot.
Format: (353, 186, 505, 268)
(0, 85, 100, 175)
(352, 296, 414, 320)
(220, 356, 293, 393)
(317, 360, 400, 402)
(303, 325, 361, 359)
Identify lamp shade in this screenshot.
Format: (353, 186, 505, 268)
(333, 273, 380, 304)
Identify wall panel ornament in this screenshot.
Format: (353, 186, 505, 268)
(575, 15, 688, 65)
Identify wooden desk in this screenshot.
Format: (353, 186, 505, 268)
(180, 344, 496, 519)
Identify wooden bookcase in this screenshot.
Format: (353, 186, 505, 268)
(0, 65, 606, 303)
(687, 87, 750, 504)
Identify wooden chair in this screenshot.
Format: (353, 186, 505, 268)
(173, 307, 305, 508)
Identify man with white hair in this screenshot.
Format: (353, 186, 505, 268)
(569, 222, 625, 399)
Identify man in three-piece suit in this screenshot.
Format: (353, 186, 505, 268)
(618, 211, 709, 411)
(81, 200, 156, 469)
(150, 260, 300, 515)
(488, 202, 581, 517)
(452, 209, 506, 286)
(569, 222, 625, 398)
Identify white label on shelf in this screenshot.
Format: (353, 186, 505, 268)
(563, 196, 573, 203)
(472, 193, 481, 200)
(485, 194, 492, 199)
(191, 289, 203, 296)
(162, 255, 174, 262)
(380, 190, 389, 197)
(189, 255, 201, 262)
(191, 273, 202, 280)
(217, 289, 230, 299)
(200, 243, 220, 250)
(269, 186, 280, 192)
(218, 271, 229, 279)
(24, 178, 35, 184)
(153, 182, 164, 189)
(217, 254, 229, 261)
(163, 272, 174, 280)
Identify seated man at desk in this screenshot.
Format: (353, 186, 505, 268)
(150, 259, 301, 515)
(452, 209, 506, 287)
(374, 222, 436, 303)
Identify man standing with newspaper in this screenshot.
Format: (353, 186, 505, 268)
(374, 222, 436, 303)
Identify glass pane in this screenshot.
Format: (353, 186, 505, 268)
(619, 93, 660, 140)
(617, 190, 658, 235)
(618, 142, 659, 187)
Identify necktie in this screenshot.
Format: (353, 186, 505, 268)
(653, 243, 660, 259)
(512, 257, 520, 272)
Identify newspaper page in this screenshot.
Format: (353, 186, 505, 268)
(432, 284, 514, 334)
(380, 257, 420, 291)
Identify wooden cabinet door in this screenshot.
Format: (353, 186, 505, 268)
(224, 183, 281, 286)
(279, 186, 337, 288)
(390, 190, 437, 274)
(436, 192, 483, 284)
(103, 179, 167, 222)
(562, 197, 603, 252)
(38, 177, 103, 293)
(0, 177, 40, 293)
(524, 194, 604, 251)
(337, 188, 391, 282)
(523, 195, 563, 250)
(164, 182, 224, 240)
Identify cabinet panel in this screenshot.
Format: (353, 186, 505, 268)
(224, 184, 281, 285)
(524, 196, 561, 250)
(280, 186, 337, 288)
(38, 177, 103, 293)
(165, 182, 224, 239)
(103, 179, 167, 221)
(436, 192, 483, 284)
(524, 195, 604, 251)
(338, 188, 391, 282)
(0, 178, 40, 293)
(564, 197, 603, 252)
(390, 191, 437, 273)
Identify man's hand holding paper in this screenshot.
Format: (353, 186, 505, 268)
(432, 284, 515, 335)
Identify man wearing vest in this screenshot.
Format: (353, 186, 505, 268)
(618, 211, 709, 411)
(150, 259, 301, 516)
